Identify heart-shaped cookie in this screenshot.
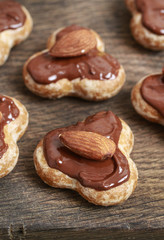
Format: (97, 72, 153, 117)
(0, 0, 33, 66)
(34, 111, 138, 206)
(125, 0, 164, 50)
(0, 95, 29, 178)
(131, 68, 164, 125)
(23, 25, 125, 101)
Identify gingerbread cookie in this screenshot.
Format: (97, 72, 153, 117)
(131, 68, 164, 125)
(23, 25, 126, 101)
(34, 111, 138, 206)
(0, 95, 29, 178)
(0, 0, 33, 66)
(125, 0, 164, 50)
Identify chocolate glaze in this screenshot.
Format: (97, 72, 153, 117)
(27, 49, 120, 84)
(141, 72, 164, 117)
(43, 111, 130, 191)
(0, 96, 19, 159)
(0, 0, 26, 33)
(136, 0, 164, 35)
(56, 24, 86, 41)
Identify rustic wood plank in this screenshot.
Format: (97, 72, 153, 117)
(1, 228, 164, 240)
(0, 0, 163, 239)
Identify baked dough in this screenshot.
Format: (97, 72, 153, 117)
(34, 116, 138, 206)
(0, 96, 29, 178)
(23, 26, 126, 101)
(0, 4, 33, 66)
(131, 75, 164, 126)
(125, 0, 164, 50)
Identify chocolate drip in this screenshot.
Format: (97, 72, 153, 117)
(0, 96, 19, 158)
(27, 49, 120, 84)
(141, 73, 164, 117)
(43, 111, 130, 191)
(136, 0, 164, 35)
(0, 0, 26, 33)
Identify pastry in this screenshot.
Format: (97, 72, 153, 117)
(125, 0, 164, 50)
(132, 68, 164, 125)
(0, 0, 33, 66)
(23, 25, 126, 101)
(34, 111, 138, 206)
(131, 67, 164, 125)
(0, 95, 29, 178)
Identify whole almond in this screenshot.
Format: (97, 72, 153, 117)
(59, 131, 116, 161)
(50, 29, 97, 57)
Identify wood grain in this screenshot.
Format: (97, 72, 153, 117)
(0, 0, 164, 239)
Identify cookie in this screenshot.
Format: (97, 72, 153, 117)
(0, 0, 33, 66)
(23, 25, 126, 101)
(0, 95, 29, 178)
(125, 0, 164, 50)
(34, 111, 138, 206)
(131, 68, 164, 125)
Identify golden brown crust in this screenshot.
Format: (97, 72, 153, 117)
(131, 76, 164, 125)
(125, 0, 164, 50)
(0, 5, 33, 66)
(0, 96, 29, 178)
(34, 119, 138, 206)
(23, 27, 126, 101)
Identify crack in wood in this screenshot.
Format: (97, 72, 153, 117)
(8, 223, 26, 240)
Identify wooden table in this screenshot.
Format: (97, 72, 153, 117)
(0, 0, 163, 239)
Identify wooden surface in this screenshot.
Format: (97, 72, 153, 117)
(0, 0, 164, 239)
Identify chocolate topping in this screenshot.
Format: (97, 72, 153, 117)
(27, 25, 120, 84)
(27, 49, 120, 84)
(0, 96, 19, 159)
(43, 111, 130, 191)
(136, 0, 164, 35)
(141, 72, 164, 117)
(0, 0, 26, 33)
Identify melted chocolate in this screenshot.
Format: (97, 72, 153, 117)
(136, 0, 164, 35)
(0, 0, 26, 33)
(141, 73, 164, 117)
(43, 111, 130, 191)
(27, 25, 120, 84)
(27, 49, 120, 84)
(0, 96, 19, 159)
